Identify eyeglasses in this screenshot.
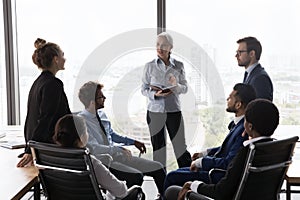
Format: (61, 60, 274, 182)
(236, 50, 248, 56)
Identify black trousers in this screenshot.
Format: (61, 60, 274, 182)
(147, 111, 191, 169)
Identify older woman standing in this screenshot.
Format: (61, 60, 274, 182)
(17, 38, 71, 167)
(141, 32, 191, 169)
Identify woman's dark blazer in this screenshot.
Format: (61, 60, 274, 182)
(24, 70, 71, 153)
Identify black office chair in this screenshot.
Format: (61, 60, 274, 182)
(29, 140, 145, 200)
(29, 140, 105, 200)
(185, 136, 299, 200)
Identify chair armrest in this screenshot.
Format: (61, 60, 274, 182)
(97, 154, 113, 168)
(208, 168, 226, 184)
(186, 191, 214, 200)
(208, 168, 226, 174)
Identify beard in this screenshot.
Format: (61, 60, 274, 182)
(238, 59, 250, 67)
(226, 107, 237, 113)
(95, 103, 104, 110)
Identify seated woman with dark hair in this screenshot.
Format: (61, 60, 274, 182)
(53, 114, 144, 200)
(165, 99, 280, 200)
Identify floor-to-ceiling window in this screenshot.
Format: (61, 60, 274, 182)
(15, 0, 158, 161)
(0, 0, 7, 127)
(15, 0, 156, 124)
(2, 0, 299, 169)
(167, 0, 300, 148)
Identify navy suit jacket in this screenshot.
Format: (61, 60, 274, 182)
(244, 64, 273, 101)
(202, 118, 248, 171)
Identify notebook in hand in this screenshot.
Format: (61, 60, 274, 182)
(150, 84, 177, 93)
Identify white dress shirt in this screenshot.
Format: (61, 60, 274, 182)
(141, 57, 188, 113)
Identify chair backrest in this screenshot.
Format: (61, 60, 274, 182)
(29, 140, 104, 200)
(234, 136, 299, 200)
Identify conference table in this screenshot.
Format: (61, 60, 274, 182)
(285, 146, 300, 200)
(0, 147, 40, 200)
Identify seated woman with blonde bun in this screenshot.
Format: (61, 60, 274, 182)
(53, 114, 144, 200)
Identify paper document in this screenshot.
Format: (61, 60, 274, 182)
(0, 129, 25, 149)
(0, 133, 6, 138)
(0, 140, 26, 149)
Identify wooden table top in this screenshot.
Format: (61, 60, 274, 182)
(286, 160, 300, 184)
(0, 147, 39, 200)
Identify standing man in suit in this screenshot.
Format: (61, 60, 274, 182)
(236, 36, 273, 101)
(163, 83, 256, 192)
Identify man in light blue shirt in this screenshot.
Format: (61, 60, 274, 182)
(78, 109, 143, 157)
(98, 109, 138, 146)
(78, 81, 166, 199)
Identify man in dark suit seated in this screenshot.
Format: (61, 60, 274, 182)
(165, 99, 280, 200)
(163, 83, 256, 192)
(236, 36, 273, 101)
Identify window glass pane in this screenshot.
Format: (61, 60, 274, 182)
(15, 1, 161, 170)
(0, 0, 7, 127)
(16, 0, 156, 125)
(167, 0, 300, 148)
